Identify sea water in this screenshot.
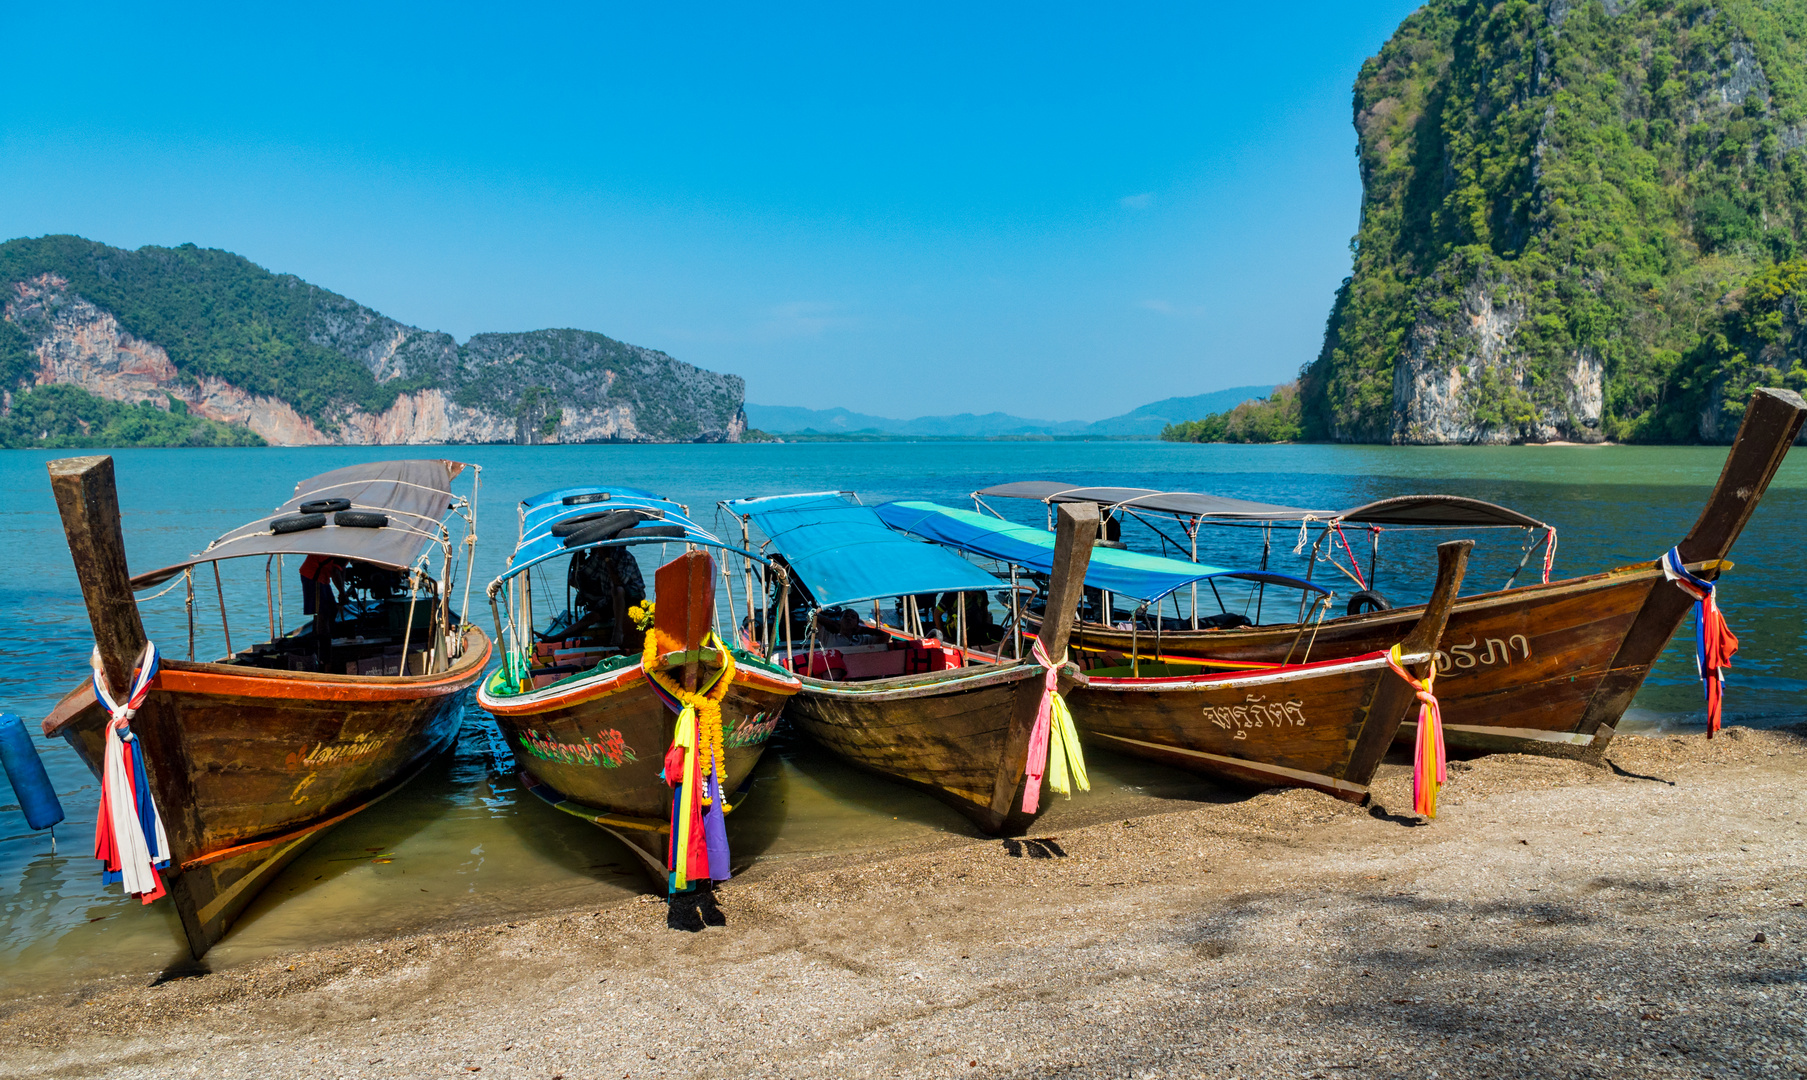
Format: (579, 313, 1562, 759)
(1, 441, 1802, 995)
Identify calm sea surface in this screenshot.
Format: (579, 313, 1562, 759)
(2, 441, 1803, 994)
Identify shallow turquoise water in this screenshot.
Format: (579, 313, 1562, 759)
(1, 440, 1802, 994)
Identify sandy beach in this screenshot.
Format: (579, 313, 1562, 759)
(4, 726, 1803, 1080)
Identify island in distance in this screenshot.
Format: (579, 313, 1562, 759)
(0, 235, 746, 448)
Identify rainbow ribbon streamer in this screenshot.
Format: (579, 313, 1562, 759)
(649, 632, 734, 892)
(1660, 548, 1739, 738)
(1387, 644, 1444, 819)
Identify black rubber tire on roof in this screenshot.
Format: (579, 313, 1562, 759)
(334, 510, 388, 529)
(563, 511, 647, 548)
(299, 498, 352, 514)
(1346, 590, 1392, 616)
(551, 509, 630, 537)
(551, 508, 665, 538)
(617, 524, 687, 541)
(271, 513, 328, 534)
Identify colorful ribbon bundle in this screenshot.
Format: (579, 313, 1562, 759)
(91, 641, 171, 903)
(1022, 639, 1088, 814)
(1660, 548, 1739, 737)
(1386, 644, 1444, 819)
(642, 622, 737, 892)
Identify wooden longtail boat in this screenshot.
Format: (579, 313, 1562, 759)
(41, 457, 491, 958)
(476, 487, 801, 884)
(1068, 541, 1469, 802)
(1005, 388, 1807, 756)
(721, 493, 1099, 833)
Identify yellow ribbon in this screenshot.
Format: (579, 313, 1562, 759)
(1045, 691, 1088, 798)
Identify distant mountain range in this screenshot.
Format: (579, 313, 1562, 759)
(745, 385, 1276, 440)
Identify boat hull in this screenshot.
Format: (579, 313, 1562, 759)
(478, 658, 797, 881)
(786, 661, 1049, 834)
(42, 626, 492, 958)
(1070, 650, 1421, 802)
(1060, 565, 1660, 754)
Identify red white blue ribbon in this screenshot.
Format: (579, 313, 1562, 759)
(1659, 549, 1739, 738)
(91, 641, 171, 903)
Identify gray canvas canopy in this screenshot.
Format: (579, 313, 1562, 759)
(973, 481, 1547, 531)
(131, 460, 468, 589)
(974, 482, 1325, 522)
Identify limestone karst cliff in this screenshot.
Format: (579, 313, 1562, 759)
(0, 235, 747, 447)
(1305, 0, 1807, 444)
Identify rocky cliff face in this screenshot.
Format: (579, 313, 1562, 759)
(454, 329, 747, 444)
(1386, 266, 1606, 443)
(0, 236, 748, 446)
(1306, 0, 1807, 444)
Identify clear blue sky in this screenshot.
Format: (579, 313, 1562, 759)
(1, 1, 1422, 421)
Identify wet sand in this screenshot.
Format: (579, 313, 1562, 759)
(4, 727, 1804, 1079)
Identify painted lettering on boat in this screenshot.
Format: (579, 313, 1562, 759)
(725, 710, 779, 748)
(1436, 634, 1531, 676)
(285, 733, 390, 772)
(1205, 695, 1306, 740)
(519, 727, 637, 768)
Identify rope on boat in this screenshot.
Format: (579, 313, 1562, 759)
(1386, 644, 1444, 820)
(638, 602, 738, 891)
(1022, 639, 1088, 814)
(1660, 548, 1738, 738)
(1291, 515, 1319, 555)
(90, 641, 171, 903)
(1330, 523, 1367, 590)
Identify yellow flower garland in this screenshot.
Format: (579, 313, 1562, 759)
(642, 624, 738, 809)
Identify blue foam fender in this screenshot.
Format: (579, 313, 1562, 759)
(0, 712, 65, 831)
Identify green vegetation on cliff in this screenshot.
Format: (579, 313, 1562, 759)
(1161, 384, 1304, 443)
(1307, 0, 1807, 443)
(0, 236, 431, 425)
(0, 384, 266, 449)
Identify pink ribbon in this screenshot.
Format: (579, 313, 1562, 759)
(1022, 639, 1061, 814)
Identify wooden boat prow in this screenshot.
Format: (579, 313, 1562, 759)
(42, 455, 490, 958)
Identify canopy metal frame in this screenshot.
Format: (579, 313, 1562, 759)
(131, 463, 481, 675)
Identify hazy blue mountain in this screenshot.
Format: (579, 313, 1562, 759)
(746, 384, 1275, 439)
(1086, 385, 1277, 435)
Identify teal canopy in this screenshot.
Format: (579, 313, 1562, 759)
(873, 500, 1325, 604)
(720, 492, 851, 516)
(731, 498, 1004, 608)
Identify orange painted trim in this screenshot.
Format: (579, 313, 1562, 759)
(157, 633, 492, 703)
(43, 631, 494, 737)
(181, 797, 375, 869)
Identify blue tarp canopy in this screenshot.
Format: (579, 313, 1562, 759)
(873, 501, 1325, 604)
(503, 486, 722, 581)
(734, 499, 1005, 608)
